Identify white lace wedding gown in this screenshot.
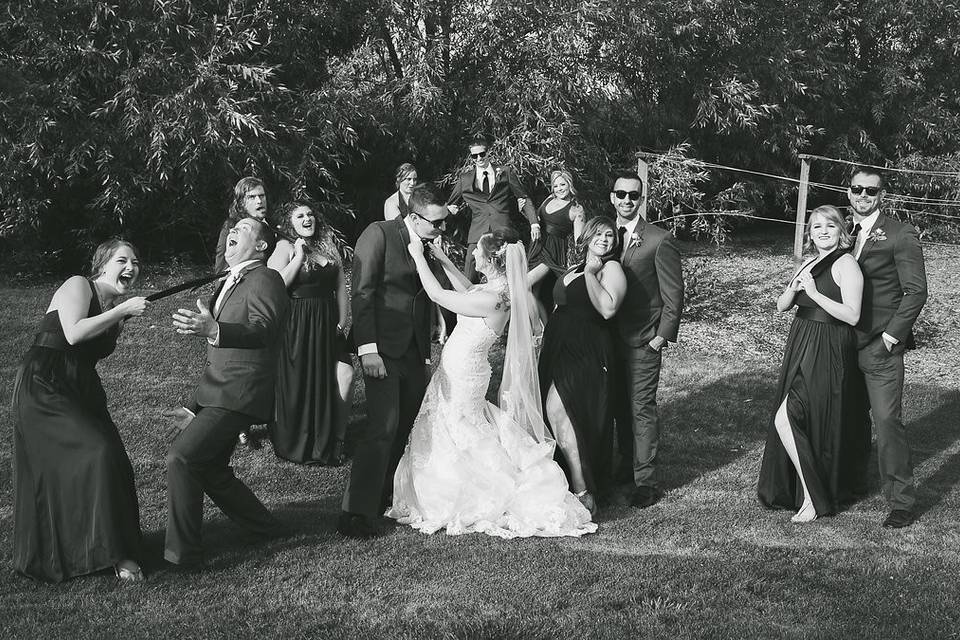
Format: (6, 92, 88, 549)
(387, 288, 597, 539)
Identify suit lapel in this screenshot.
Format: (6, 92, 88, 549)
(215, 262, 260, 319)
(394, 219, 418, 278)
(858, 215, 887, 262)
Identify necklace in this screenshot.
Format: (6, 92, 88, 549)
(91, 279, 114, 311)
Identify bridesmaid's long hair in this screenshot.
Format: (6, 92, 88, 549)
(277, 201, 342, 267)
(573, 216, 619, 266)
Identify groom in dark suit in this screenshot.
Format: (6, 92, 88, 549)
(165, 217, 290, 567)
(338, 183, 449, 538)
(846, 167, 927, 528)
(610, 170, 684, 509)
(447, 134, 539, 283)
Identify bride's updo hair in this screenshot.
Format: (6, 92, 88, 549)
(477, 228, 521, 273)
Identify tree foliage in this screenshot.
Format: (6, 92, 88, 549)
(2, 0, 958, 269)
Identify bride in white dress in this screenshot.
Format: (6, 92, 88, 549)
(387, 229, 597, 538)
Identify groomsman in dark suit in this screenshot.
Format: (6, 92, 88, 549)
(846, 167, 927, 528)
(338, 183, 449, 538)
(447, 134, 539, 283)
(165, 217, 290, 568)
(610, 170, 684, 509)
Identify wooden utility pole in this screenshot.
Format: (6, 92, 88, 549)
(794, 155, 812, 262)
(637, 157, 650, 221)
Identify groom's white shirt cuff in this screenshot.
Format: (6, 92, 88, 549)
(882, 332, 898, 345)
(357, 343, 378, 356)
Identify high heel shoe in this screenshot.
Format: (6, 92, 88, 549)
(114, 563, 146, 583)
(791, 500, 817, 523)
(575, 490, 597, 517)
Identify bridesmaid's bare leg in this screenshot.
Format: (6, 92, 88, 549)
(774, 398, 816, 523)
(546, 385, 589, 504)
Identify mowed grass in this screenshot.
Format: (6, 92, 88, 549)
(1, 229, 959, 639)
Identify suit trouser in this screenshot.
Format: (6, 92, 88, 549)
(165, 406, 279, 565)
(857, 335, 914, 511)
(615, 345, 663, 488)
(342, 344, 427, 517)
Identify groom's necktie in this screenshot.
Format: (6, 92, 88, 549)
(618, 226, 628, 257)
(481, 171, 490, 194)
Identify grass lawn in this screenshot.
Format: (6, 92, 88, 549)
(1, 228, 959, 639)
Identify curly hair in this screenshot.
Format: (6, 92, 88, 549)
(277, 201, 341, 265)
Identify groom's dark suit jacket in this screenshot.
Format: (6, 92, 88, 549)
(447, 165, 538, 244)
(615, 221, 684, 346)
(351, 218, 432, 361)
(195, 263, 289, 421)
(855, 215, 927, 349)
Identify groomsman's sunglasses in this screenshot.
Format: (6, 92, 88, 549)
(849, 185, 882, 196)
(470, 151, 488, 159)
(613, 190, 643, 201)
(412, 212, 447, 229)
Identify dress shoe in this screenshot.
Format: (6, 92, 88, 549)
(238, 430, 262, 450)
(114, 563, 146, 583)
(882, 509, 915, 529)
(630, 486, 661, 509)
(337, 512, 387, 539)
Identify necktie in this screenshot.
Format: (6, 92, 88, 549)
(618, 226, 628, 255)
(850, 223, 862, 254)
(481, 171, 490, 194)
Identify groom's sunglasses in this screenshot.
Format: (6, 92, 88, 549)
(613, 190, 642, 201)
(849, 185, 882, 196)
(470, 151, 488, 159)
(412, 212, 447, 229)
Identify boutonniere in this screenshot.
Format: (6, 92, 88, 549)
(494, 166, 504, 180)
(868, 228, 887, 242)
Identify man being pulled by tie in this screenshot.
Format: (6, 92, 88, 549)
(164, 217, 291, 569)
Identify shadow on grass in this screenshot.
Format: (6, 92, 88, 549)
(657, 368, 776, 492)
(902, 387, 960, 517)
(139, 496, 345, 576)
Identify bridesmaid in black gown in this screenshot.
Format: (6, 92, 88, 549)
(268, 201, 354, 465)
(527, 170, 585, 321)
(12, 239, 149, 582)
(757, 205, 864, 522)
(538, 216, 626, 515)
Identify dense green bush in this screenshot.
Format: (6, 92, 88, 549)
(2, 0, 958, 272)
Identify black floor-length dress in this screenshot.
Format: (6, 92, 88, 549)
(12, 280, 142, 582)
(538, 270, 616, 494)
(270, 261, 351, 464)
(757, 249, 863, 515)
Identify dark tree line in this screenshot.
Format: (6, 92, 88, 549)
(2, 0, 958, 270)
